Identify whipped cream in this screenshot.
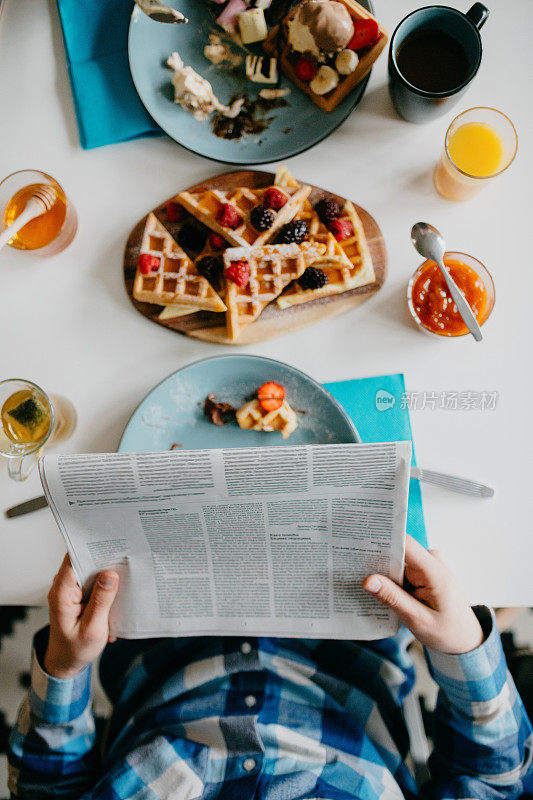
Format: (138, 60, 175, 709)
(166, 52, 244, 121)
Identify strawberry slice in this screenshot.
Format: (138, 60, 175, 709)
(257, 381, 285, 412)
(264, 187, 288, 211)
(209, 233, 226, 250)
(348, 18, 380, 51)
(225, 260, 250, 288)
(217, 202, 242, 230)
(138, 254, 161, 274)
(328, 218, 353, 241)
(294, 55, 318, 83)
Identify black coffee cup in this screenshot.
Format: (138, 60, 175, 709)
(388, 4, 489, 123)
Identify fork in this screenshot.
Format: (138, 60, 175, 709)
(0, 184, 56, 253)
(410, 467, 494, 498)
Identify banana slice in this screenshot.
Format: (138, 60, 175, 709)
(336, 49, 359, 75)
(310, 65, 339, 96)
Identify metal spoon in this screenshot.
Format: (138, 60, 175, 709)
(134, 0, 187, 24)
(410, 222, 483, 342)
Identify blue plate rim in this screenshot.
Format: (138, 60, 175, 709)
(118, 354, 361, 450)
(127, 1, 374, 166)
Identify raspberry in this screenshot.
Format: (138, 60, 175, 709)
(276, 220, 308, 244)
(294, 55, 318, 83)
(250, 204, 276, 231)
(138, 254, 160, 274)
(197, 256, 223, 284)
(257, 381, 285, 412)
(225, 260, 250, 288)
(178, 222, 208, 253)
(315, 197, 341, 225)
(299, 266, 329, 290)
(264, 187, 288, 211)
(209, 233, 226, 250)
(165, 201, 184, 221)
(329, 218, 354, 241)
(216, 202, 242, 230)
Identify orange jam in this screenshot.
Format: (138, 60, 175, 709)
(411, 258, 487, 336)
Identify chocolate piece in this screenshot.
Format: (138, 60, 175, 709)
(204, 393, 236, 426)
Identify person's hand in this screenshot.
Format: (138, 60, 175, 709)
(44, 554, 119, 679)
(363, 535, 484, 654)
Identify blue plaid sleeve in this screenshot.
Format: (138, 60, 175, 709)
(8, 626, 98, 799)
(423, 606, 533, 799)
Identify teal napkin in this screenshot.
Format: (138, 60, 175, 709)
(56, 0, 162, 149)
(323, 374, 427, 548)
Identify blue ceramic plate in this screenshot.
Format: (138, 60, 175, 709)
(119, 355, 359, 452)
(128, 0, 373, 165)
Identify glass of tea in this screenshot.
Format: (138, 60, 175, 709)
(0, 379, 77, 481)
(434, 107, 518, 201)
(0, 170, 78, 256)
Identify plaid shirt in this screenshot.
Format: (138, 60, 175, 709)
(8, 607, 532, 799)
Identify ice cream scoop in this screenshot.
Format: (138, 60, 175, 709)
(288, 0, 354, 55)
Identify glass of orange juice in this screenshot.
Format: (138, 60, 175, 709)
(0, 379, 77, 481)
(0, 169, 78, 256)
(433, 107, 517, 201)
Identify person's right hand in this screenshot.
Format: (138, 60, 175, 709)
(44, 554, 119, 680)
(363, 534, 484, 654)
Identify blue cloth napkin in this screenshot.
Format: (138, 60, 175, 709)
(323, 374, 427, 548)
(56, 0, 162, 149)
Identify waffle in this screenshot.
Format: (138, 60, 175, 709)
(133, 214, 226, 313)
(263, 0, 388, 113)
(236, 398, 298, 439)
(223, 242, 325, 340)
(177, 183, 311, 248)
(273, 168, 375, 308)
(277, 201, 375, 308)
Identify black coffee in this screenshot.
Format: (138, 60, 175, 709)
(396, 29, 470, 93)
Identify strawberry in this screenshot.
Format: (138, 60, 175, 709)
(348, 18, 380, 51)
(264, 187, 288, 211)
(294, 55, 318, 83)
(328, 218, 353, 241)
(165, 201, 184, 221)
(216, 202, 242, 230)
(138, 253, 160, 274)
(209, 232, 226, 250)
(257, 381, 285, 412)
(225, 260, 250, 288)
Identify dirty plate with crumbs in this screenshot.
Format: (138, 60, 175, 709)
(118, 355, 360, 453)
(128, 0, 375, 164)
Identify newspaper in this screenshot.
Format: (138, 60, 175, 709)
(39, 442, 412, 640)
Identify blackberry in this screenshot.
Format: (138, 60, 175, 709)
(299, 267, 329, 290)
(197, 256, 223, 285)
(178, 222, 208, 253)
(315, 197, 341, 225)
(250, 204, 276, 231)
(276, 220, 308, 244)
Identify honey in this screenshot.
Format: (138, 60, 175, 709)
(3, 182, 67, 250)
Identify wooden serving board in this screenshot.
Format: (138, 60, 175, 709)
(124, 170, 387, 345)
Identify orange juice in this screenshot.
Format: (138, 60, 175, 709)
(3, 182, 67, 250)
(447, 122, 504, 177)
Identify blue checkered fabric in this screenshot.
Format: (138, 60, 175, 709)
(8, 608, 533, 799)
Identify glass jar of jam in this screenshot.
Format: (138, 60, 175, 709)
(407, 252, 495, 338)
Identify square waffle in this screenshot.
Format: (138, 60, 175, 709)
(133, 213, 226, 313)
(177, 183, 311, 248)
(236, 398, 298, 439)
(264, 0, 388, 113)
(223, 242, 325, 341)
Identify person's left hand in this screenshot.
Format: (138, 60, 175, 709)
(44, 554, 119, 680)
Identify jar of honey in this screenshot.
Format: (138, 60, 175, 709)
(407, 252, 495, 338)
(0, 169, 77, 256)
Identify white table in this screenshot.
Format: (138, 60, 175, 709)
(0, 0, 531, 606)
